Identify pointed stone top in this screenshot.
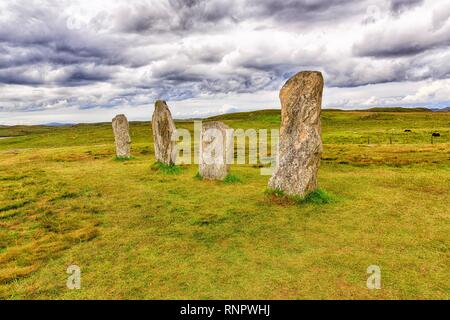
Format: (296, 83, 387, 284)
(112, 114, 128, 124)
(287, 70, 323, 79)
(113, 114, 126, 119)
(294, 70, 322, 76)
(153, 100, 174, 120)
(280, 71, 324, 121)
(155, 100, 168, 109)
(281, 71, 323, 95)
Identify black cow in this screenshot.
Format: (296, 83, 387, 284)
(432, 132, 441, 137)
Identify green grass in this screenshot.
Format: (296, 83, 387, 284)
(0, 109, 449, 300)
(265, 188, 286, 197)
(265, 188, 336, 205)
(0, 200, 33, 213)
(113, 156, 135, 162)
(223, 173, 242, 184)
(293, 189, 335, 205)
(151, 161, 183, 175)
(194, 172, 204, 180)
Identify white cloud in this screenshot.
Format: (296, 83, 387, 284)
(403, 79, 450, 103)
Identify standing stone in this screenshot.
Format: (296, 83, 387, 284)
(152, 100, 177, 165)
(199, 121, 234, 180)
(268, 71, 324, 196)
(112, 114, 131, 158)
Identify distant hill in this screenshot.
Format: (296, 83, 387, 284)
(430, 107, 450, 112)
(207, 109, 280, 120)
(207, 106, 441, 121)
(2, 107, 447, 127)
(45, 122, 76, 127)
(363, 107, 432, 112)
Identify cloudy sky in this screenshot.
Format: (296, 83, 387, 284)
(0, 0, 449, 124)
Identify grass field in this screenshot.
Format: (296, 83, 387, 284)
(0, 110, 449, 299)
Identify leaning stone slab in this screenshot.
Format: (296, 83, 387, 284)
(152, 100, 177, 165)
(268, 71, 324, 196)
(112, 114, 131, 158)
(199, 121, 234, 180)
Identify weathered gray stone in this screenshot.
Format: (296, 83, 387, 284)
(112, 114, 131, 158)
(152, 100, 177, 165)
(268, 71, 324, 196)
(199, 121, 234, 180)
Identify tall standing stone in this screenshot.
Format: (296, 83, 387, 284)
(199, 121, 234, 180)
(268, 71, 324, 196)
(152, 100, 177, 165)
(112, 114, 131, 158)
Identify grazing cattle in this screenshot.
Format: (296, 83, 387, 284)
(404, 129, 412, 132)
(432, 132, 441, 137)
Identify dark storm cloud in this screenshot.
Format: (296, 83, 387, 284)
(246, 0, 358, 22)
(62, 67, 112, 85)
(114, 0, 361, 35)
(115, 0, 236, 34)
(354, 24, 450, 58)
(0, 43, 122, 70)
(0, 1, 124, 85)
(390, 0, 424, 15)
(0, 0, 362, 90)
(0, 64, 113, 86)
(142, 70, 279, 101)
(168, 0, 236, 29)
(354, 39, 450, 58)
(0, 72, 43, 86)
